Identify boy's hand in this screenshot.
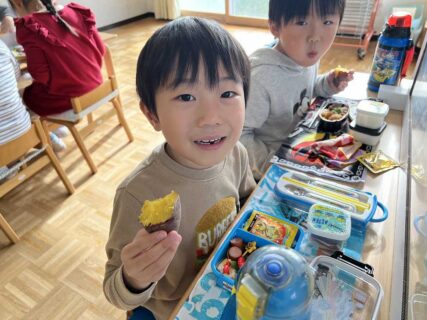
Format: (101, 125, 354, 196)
(327, 69, 354, 92)
(121, 228, 182, 291)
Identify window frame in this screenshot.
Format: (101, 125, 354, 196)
(180, 0, 269, 28)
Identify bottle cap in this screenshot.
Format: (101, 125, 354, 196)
(388, 12, 412, 28)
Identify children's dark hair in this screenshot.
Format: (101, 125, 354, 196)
(269, 0, 346, 25)
(8, 0, 78, 36)
(136, 16, 250, 116)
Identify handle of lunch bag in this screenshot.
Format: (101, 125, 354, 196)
(370, 201, 388, 223)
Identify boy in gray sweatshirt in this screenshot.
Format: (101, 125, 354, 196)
(241, 0, 353, 180)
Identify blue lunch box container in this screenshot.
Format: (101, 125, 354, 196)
(211, 209, 304, 291)
(274, 170, 388, 229)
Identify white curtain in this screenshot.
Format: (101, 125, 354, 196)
(154, 0, 181, 20)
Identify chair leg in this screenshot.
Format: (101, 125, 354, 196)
(87, 113, 94, 124)
(44, 144, 76, 194)
(40, 119, 54, 149)
(112, 97, 134, 142)
(67, 125, 98, 174)
(0, 213, 19, 243)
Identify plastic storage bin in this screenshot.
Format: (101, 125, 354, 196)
(310, 255, 384, 320)
(355, 100, 389, 129)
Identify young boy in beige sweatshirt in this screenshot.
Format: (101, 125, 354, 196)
(103, 17, 256, 319)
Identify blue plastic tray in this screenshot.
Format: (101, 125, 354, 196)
(211, 209, 304, 291)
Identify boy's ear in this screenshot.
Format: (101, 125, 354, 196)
(269, 20, 280, 38)
(140, 102, 161, 131)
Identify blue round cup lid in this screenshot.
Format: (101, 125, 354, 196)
(256, 254, 290, 287)
(266, 261, 282, 276)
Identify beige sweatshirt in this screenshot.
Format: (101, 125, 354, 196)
(103, 142, 256, 319)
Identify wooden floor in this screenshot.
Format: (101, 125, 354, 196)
(0, 17, 415, 319)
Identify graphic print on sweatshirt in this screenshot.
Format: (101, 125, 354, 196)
(293, 88, 311, 117)
(195, 197, 237, 268)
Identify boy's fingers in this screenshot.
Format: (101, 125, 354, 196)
(131, 232, 182, 272)
(133, 234, 182, 281)
(122, 229, 168, 260)
(143, 249, 179, 281)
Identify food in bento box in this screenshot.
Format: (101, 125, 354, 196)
(217, 239, 257, 279)
(319, 103, 349, 132)
(139, 191, 181, 233)
(320, 103, 349, 121)
(230, 237, 244, 249)
(227, 246, 243, 260)
(243, 211, 299, 247)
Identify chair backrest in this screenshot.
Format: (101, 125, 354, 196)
(0, 120, 46, 167)
(0, 117, 74, 198)
(70, 45, 118, 114)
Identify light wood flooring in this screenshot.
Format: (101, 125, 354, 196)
(0, 17, 416, 320)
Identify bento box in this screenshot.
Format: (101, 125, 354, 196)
(211, 209, 304, 291)
(274, 170, 388, 229)
(310, 253, 384, 320)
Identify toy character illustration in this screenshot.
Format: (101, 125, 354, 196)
(293, 89, 311, 116)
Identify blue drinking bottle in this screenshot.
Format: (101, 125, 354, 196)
(368, 12, 414, 92)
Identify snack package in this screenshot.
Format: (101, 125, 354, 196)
(243, 210, 299, 247)
(357, 150, 400, 174)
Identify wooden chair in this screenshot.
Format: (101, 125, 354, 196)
(42, 45, 134, 174)
(0, 117, 75, 244)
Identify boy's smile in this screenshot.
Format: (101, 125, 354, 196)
(194, 136, 226, 150)
(143, 64, 245, 169)
(270, 10, 340, 67)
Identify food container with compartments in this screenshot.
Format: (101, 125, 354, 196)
(310, 253, 384, 320)
(211, 209, 304, 291)
(274, 170, 388, 229)
(355, 100, 389, 129)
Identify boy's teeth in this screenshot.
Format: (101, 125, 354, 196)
(197, 138, 222, 144)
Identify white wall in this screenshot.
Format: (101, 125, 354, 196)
(59, 0, 155, 28)
(374, 0, 426, 33)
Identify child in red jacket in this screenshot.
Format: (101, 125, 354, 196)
(8, 0, 105, 150)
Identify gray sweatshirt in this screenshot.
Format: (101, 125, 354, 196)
(240, 48, 335, 179)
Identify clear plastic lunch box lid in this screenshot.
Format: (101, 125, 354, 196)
(310, 255, 384, 320)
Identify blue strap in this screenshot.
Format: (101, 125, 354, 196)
(220, 293, 236, 320)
